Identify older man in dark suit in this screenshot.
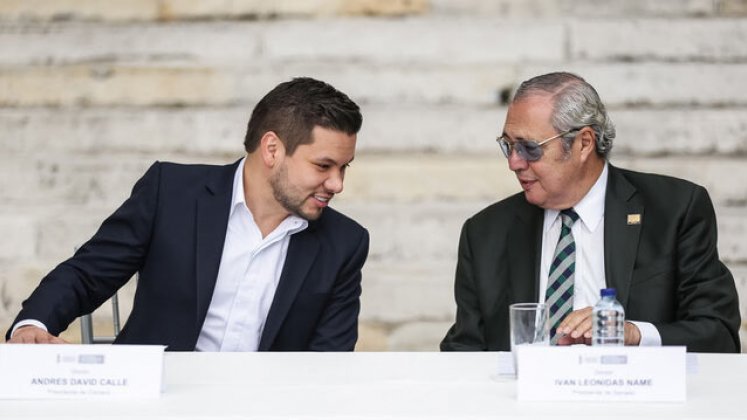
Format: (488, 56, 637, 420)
(441, 72, 740, 353)
(7, 77, 369, 351)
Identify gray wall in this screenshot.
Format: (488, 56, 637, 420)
(1, 0, 746, 350)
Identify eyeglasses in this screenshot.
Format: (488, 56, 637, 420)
(496, 128, 584, 162)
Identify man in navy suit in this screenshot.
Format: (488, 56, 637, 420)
(7, 77, 369, 351)
(441, 72, 740, 353)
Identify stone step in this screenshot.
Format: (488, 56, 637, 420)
(3, 107, 747, 156)
(2, 152, 745, 209)
(429, 0, 736, 17)
(571, 19, 747, 62)
(0, 0, 426, 22)
(0, 18, 563, 66)
(2, 170, 744, 265)
(3, 62, 747, 107)
(4, 0, 745, 22)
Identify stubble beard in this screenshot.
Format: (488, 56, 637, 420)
(269, 163, 322, 221)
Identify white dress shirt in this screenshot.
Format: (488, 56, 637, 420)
(195, 157, 308, 351)
(538, 163, 660, 346)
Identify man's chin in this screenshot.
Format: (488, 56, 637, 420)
(523, 191, 545, 208)
(523, 191, 537, 205)
(302, 212, 322, 221)
(294, 207, 324, 221)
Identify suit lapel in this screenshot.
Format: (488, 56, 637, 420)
(603, 165, 643, 308)
(508, 199, 544, 303)
(259, 226, 320, 350)
(194, 161, 238, 334)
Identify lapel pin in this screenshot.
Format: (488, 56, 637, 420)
(627, 214, 641, 225)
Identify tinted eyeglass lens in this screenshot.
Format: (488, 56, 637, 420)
(498, 138, 511, 158)
(519, 141, 543, 161)
(498, 138, 543, 161)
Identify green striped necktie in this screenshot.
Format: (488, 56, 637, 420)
(546, 208, 580, 344)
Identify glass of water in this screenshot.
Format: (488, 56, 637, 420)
(509, 302, 550, 375)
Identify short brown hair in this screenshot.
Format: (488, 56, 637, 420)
(243, 77, 362, 155)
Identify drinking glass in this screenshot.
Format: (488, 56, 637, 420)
(509, 302, 549, 375)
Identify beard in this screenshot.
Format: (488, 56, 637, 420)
(269, 163, 323, 221)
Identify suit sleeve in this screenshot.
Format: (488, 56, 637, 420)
(441, 218, 488, 351)
(307, 227, 369, 351)
(656, 185, 741, 352)
(6, 162, 161, 339)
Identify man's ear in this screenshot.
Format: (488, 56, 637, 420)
(259, 131, 284, 167)
(577, 127, 597, 162)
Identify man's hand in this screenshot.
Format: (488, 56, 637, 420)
(624, 321, 641, 346)
(555, 306, 642, 346)
(556, 307, 593, 345)
(7, 325, 68, 344)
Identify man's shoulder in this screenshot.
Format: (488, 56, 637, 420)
(316, 206, 366, 235)
(612, 165, 703, 196)
(303, 207, 368, 257)
(155, 160, 237, 177)
(469, 191, 530, 225)
(139, 160, 239, 193)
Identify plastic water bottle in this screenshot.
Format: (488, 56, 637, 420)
(592, 288, 625, 346)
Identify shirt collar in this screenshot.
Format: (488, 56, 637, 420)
(544, 162, 608, 233)
(230, 157, 248, 215)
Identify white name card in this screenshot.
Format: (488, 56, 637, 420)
(0, 344, 165, 399)
(516, 345, 686, 402)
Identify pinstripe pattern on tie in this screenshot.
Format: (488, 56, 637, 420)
(546, 208, 580, 344)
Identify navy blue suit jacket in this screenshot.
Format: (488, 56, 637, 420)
(8, 160, 369, 351)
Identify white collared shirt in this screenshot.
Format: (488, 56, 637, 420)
(538, 163, 660, 346)
(195, 157, 308, 351)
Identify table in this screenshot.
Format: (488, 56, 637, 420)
(1, 352, 746, 419)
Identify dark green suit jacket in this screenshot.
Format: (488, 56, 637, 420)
(441, 165, 740, 353)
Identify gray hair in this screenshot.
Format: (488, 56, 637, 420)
(513, 72, 615, 158)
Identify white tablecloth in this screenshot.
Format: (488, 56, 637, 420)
(1, 351, 745, 419)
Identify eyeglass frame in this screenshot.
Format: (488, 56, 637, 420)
(496, 127, 586, 162)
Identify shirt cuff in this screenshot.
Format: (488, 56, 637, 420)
(629, 320, 661, 346)
(11, 319, 48, 338)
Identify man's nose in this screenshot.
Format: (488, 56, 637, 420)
(507, 148, 528, 171)
(325, 169, 344, 194)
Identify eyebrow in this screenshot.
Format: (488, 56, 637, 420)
(315, 156, 355, 166)
(501, 132, 519, 142)
(501, 132, 530, 142)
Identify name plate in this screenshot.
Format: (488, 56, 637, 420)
(516, 346, 686, 402)
(0, 344, 165, 399)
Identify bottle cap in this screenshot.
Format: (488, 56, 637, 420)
(600, 288, 616, 297)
